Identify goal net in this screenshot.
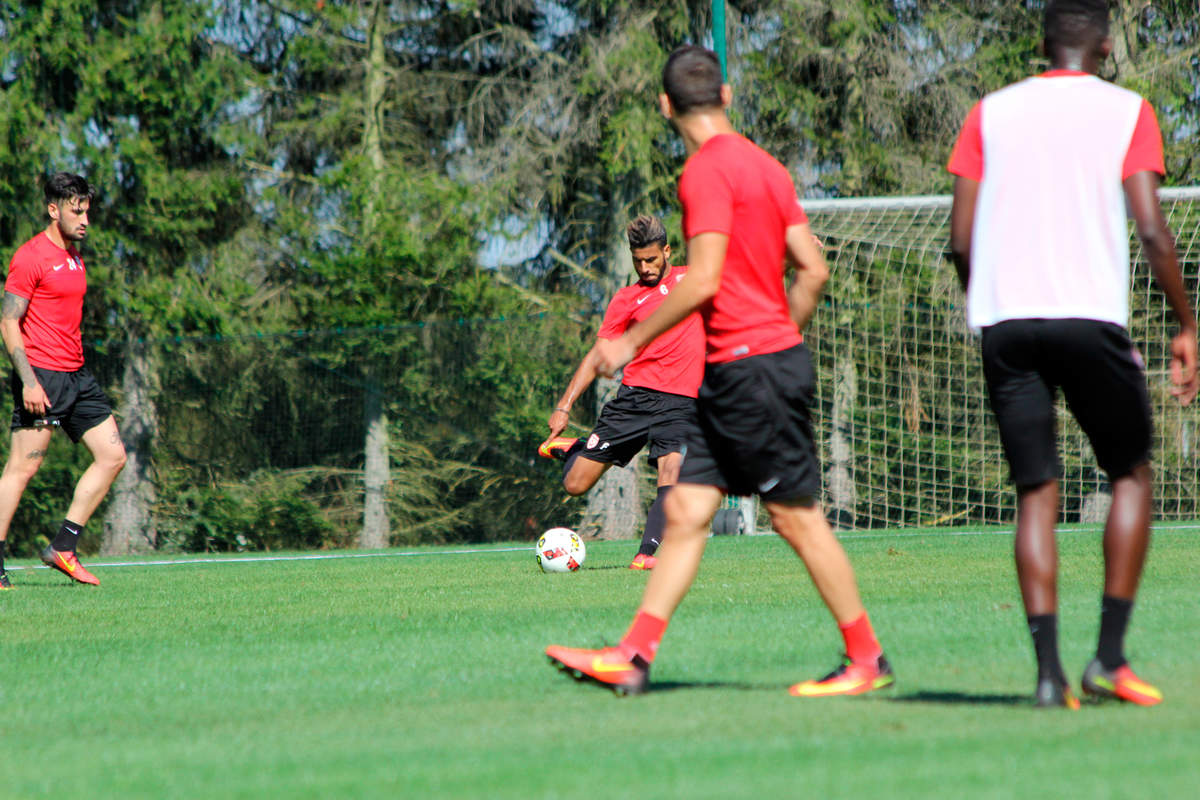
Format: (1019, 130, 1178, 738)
(803, 188, 1200, 529)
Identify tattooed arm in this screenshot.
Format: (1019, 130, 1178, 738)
(1, 291, 49, 415)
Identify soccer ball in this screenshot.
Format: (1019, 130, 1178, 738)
(536, 527, 586, 573)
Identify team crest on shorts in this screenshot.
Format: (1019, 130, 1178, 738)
(587, 433, 600, 449)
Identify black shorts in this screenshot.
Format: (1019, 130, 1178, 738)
(10, 365, 113, 443)
(581, 384, 697, 468)
(981, 319, 1152, 487)
(678, 343, 821, 501)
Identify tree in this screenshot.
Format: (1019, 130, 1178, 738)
(0, 0, 257, 553)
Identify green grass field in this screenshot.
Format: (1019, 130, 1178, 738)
(2, 526, 1198, 799)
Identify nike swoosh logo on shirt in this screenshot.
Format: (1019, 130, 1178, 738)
(52, 263, 67, 271)
(636, 295, 652, 305)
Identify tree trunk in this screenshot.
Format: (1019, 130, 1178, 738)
(827, 354, 858, 530)
(1107, 2, 1139, 80)
(361, 386, 390, 548)
(358, 0, 391, 548)
(102, 337, 158, 554)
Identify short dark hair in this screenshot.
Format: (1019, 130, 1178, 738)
(662, 45, 723, 115)
(1043, 0, 1109, 53)
(44, 172, 94, 207)
(626, 215, 668, 250)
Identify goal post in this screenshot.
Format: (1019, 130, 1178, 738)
(802, 187, 1200, 529)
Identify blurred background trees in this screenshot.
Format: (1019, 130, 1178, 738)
(0, 1, 1196, 551)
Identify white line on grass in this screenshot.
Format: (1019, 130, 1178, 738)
(6, 522, 1198, 571)
(5, 546, 533, 571)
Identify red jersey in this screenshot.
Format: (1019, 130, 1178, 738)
(5, 232, 87, 371)
(598, 264, 705, 398)
(678, 133, 807, 363)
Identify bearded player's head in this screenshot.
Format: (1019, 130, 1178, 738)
(44, 172, 94, 243)
(626, 215, 671, 287)
(659, 45, 730, 121)
(1043, 0, 1112, 70)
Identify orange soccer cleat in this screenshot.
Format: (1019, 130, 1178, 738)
(538, 436, 579, 461)
(1081, 659, 1163, 706)
(628, 553, 657, 570)
(41, 547, 100, 586)
(788, 654, 895, 698)
(546, 645, 650, 696)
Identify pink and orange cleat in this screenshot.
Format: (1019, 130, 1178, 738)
(628, 553, 657, 570)
(1081, 659, 1162, 706)
(788, 654, 895, 697)
(41, 547, 100, 586)
(538, 436, 579, 461)
(546, 645, 650, 695)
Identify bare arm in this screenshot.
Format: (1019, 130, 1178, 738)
(594, 232, 726, 376)
(783, 223, 829, 331)
(948, 176, 979, 291)
(544, 346, 601, 439)
(1125, 170, 1199, 406)
(1, 291, 49, 415)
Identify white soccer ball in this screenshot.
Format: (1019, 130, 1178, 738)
(536, 527, 586, 573)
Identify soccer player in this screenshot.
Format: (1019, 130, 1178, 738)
(539, 214, 704, 570)
(544, 45, 893, 696)
(947, 0, 1198, 707)
(0, 173, 127, 589)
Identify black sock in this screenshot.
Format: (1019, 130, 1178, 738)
(561, 439, 586, 478)
(51, 520, 83, 553)
(639, 486, 671, 556)
(0, 539, 6, 573)
(1096, 595, 1133, 671)
(1027, 614, 1066, 685)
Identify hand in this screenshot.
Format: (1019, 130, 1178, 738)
(22, 382, 49, 416)
(1169, 327, 1199, 406)
(545, 409, 569, 437)
(593, 336, 637, 377)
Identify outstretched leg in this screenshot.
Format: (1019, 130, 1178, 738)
(545, 483, 722, 694)
(769, 497, 893, 697)
(41, 417, 125, 586)
(1080, 463, 1161, 705)
(0, 427, 53, 586)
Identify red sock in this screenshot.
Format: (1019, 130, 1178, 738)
(619, 611, 668, 663)
(839, 612, 882, 664)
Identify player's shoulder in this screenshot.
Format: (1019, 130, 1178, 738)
(986, 73, 1144, 106)
(607, 283, 642, 308)
(9, 233, 52, 269)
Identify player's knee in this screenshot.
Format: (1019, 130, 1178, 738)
(100, 448, 127, 475)
(6, 456, 45, 484)
(663, 491, 714, 533)
(562, 473, 593, 496)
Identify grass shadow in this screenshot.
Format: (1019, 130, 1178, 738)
(889, 690, 1030, 706)
(648, 680, 778, 693)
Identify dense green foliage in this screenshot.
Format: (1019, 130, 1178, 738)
(0, 1, 1198, 550)
(1, 530, 1199, 796)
